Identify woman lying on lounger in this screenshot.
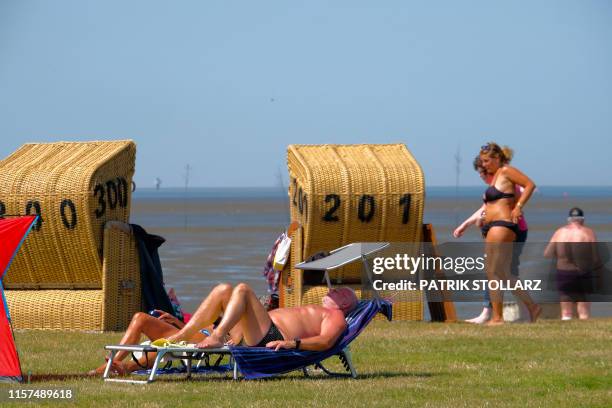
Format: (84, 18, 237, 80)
(89, 310, 242, 376)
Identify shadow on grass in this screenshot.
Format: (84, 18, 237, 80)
(160, 370, 436, 383)
(23, 370, 435, 383)
(353, 371, 434, 380)
(26, 373, 95, 383)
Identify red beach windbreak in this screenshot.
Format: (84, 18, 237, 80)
(0, 216, 37, 381)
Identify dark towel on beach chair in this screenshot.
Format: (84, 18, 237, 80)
(229, 298, 392, 379)
(131, 224, 177, 319)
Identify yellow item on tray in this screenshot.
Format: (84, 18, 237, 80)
(150, 338, 192, 348)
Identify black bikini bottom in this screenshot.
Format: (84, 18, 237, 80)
(481, 220, 519, 238)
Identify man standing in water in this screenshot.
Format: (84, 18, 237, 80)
(544, 207, 598, 320)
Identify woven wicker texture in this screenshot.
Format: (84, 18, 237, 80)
(283, 144, 425, 320)
(5, 290, 105, 331)
(0, 141, 135, 289)
(0, 141, 140, 331)
(279, 225, 303, 309)
(101, 223, 142, 331)
(4, 222, 141, 331)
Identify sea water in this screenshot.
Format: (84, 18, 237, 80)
(130, 186, 612, 317)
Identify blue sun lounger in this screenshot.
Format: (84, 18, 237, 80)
(232, 242, 392, 379)
(230, 297, 391, 379)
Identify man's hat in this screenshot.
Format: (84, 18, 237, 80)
(568, 207, 584, 217)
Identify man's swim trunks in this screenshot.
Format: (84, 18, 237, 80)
(254, 321, 284, 347)
(557, 269, 593, 302)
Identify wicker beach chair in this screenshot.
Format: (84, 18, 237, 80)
(281, 144, 425, 320)
(0, 141, 141, 331)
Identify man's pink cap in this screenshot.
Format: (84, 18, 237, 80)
(327, 287, 359, 314)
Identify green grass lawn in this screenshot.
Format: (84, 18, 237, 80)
(2, 319, 611, 407)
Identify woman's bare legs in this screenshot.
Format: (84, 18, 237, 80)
(485, 227, 516, 325)
(89, 312, 186, 375)
(486, 227, 541, 324)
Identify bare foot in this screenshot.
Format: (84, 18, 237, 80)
(109, 361, 127, 376)
(465, 308, 491, 324)
(528, 304, 542, 323)
(88, 360, 126, 377)
(196, 333, 224, 349)
(485, 319, 504, 326)
(87, 364, 107, 376)
(87, 356, 111, 376)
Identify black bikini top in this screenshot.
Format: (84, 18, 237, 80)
(483, 185, 514, 203)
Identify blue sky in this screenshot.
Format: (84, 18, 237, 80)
(1, 1, 610, 187)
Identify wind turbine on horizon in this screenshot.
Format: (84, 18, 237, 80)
(454, 144, 462, 225)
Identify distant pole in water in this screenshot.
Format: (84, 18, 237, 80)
(155, 177, 162, 190)
(454, 145, 462, 224)
(183, 164, 192, 229)
(276, 166, 290, 223)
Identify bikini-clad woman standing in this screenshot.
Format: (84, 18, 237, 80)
(454, 156, 529, 324)
(479, 142, 541, 325)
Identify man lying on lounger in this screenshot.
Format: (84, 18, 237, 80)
(90, 283, 358, 375)
(167, 283, 358, 351)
